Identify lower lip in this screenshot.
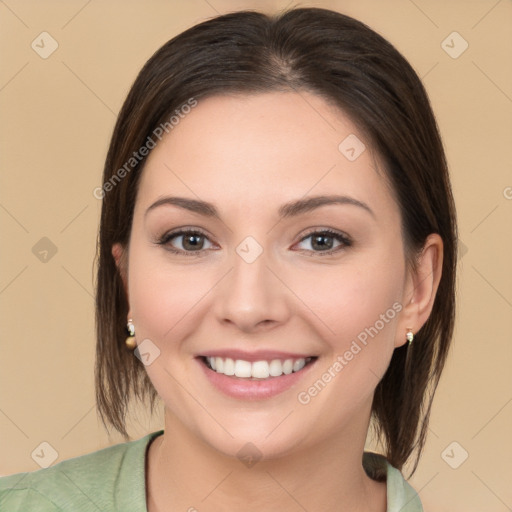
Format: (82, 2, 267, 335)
(196, 357, 317, 400)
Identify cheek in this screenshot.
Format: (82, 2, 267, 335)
(292, 257, 403, 342)
(127, 249, 216, 344)
(126, 244, 219, 400)
(288, 254, 404, 400)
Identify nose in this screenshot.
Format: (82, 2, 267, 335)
(212, 246, 292, 334)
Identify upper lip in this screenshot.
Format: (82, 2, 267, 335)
(198, 349, 317, 362)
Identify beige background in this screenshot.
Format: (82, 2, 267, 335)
(1, 0, 511, 510)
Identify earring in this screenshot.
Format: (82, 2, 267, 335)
(125, 319, 136, 350)
(406, 328, 414, 346)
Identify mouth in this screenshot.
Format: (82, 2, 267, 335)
(195, 349, 319, 400)
(198, 355, 318, 380)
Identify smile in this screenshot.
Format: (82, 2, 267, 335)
(197, 354, 318, 400)
(202, 356, 316, 380)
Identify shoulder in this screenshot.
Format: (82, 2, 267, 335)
(0, 430, 163, 512)
(363, 452, 424, 512)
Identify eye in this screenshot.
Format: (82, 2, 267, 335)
(157, 228, 215, 255)
(294, 229, 352, 256)
(156, 227, 351, 257)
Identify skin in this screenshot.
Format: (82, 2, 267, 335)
(113, 91, 443, 512)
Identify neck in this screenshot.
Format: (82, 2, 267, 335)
(146, 408, 386, 512)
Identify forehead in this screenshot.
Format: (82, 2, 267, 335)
(136, 92, 398, 222)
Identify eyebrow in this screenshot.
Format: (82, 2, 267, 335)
(145, 194, 375, 219)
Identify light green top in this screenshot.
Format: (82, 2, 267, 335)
(0, 430, 423, 511)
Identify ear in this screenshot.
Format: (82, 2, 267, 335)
(112, 243, 129, 304)
(395, 233, 443, 348)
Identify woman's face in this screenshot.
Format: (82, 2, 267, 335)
(121, 91, 413, 459)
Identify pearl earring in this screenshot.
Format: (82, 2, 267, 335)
(406, 328, 414, 345)
(125, 319, 136, 350)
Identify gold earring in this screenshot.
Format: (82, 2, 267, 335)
(406, 328, 414, 346)
(125, 319, 136, 350)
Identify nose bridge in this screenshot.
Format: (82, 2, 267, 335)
(213, 236, 290, 331)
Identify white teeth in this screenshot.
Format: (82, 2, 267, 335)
(282, 359, 293, 375)
(251, 361, 270, 379)
(234, 359, 252, 378)
(293, 359, 306, 372)
(269, 359, 284, 377)
(223, 358, 235, 376)
(205, 356, 312, 379)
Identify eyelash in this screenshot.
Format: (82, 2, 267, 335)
(297, 228, 353, 256)
(156, 227, 352, 257)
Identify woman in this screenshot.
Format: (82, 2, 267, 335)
(0, 7, 456, 511)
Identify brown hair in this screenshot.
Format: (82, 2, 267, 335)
(95, 7, 457, 475)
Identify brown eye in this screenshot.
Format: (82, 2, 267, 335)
(158, 229, 214, 254)
(295, 230, 352, 255)
(180, 233, 206, 251)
